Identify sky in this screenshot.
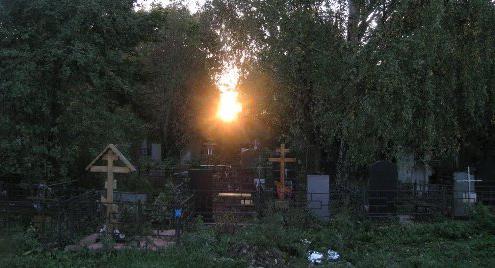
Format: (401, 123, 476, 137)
(136, 0, 206, 13)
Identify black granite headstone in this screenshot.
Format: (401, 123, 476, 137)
(476, 158, 495, 206)
(190, 169, 216, 220)
(368, 161, 398, 215)
(477, 158, 495, 184)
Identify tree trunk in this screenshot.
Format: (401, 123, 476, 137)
(347, 0, 359, 44)
(336, 138, 348, 186)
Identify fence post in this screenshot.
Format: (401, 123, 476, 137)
(137, 201, 142, 234)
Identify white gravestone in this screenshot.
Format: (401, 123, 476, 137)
(453, 168, 480, 217)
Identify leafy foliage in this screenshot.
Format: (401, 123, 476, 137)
(134, 6, 221, 155)
(206, 0, 495, 174)
(0, 0, 153, 182)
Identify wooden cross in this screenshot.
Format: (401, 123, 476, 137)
(269, 144, 296, 200)
(86, 144, 136, 230)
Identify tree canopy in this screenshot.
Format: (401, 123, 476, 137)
(1, 0, 156, 181)
(1, 0, 494, 183)
(205, 0, 495, 176)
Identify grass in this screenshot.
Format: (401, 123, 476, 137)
(1, 205, 495, 267)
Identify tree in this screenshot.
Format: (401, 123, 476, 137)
(134, 5, 222, 156)
(204, 0, 495, 180)
(0, 0, 154, 182)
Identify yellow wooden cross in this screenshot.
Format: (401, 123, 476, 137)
(269, 144, 296, 200)
(86, 144, 136, 230)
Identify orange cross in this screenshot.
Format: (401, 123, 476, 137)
(268, 144, 296, 200)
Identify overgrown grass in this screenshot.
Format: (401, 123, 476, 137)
(2, 204, 495, 267)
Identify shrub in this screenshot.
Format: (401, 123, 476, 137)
(472, 203, 495, 232)
(0, 225, 41, 256)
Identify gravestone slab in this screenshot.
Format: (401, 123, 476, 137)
(411, 162, 432, 194)
(478, 158, 495, 184)
(140, 140, 148, 156)
(368, 161, 398, 215)
(453, 171, 476, 217)
(397, 152, 415, 183)
(151, 144, 162, 162)
(476, 158, 495, 206)
(307, 175, 330, 220)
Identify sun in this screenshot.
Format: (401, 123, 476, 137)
(217, 90, 242, 122)
(216, 66, 242, 122)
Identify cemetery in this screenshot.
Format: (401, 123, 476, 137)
(1, 0, 495, 267)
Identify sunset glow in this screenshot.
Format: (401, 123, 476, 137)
(216, 66, 242, 122)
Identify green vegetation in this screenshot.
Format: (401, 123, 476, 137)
(2, 0, 495, 183)
(2, 1, 495, 266)
(0, 1, 220, 183)
(2, 206, 495, 267)
(207, 0, 495, 179)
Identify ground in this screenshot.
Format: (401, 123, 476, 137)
(1, 207, 495, 267)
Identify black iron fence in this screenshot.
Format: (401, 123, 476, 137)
(2, 183, 495, 248)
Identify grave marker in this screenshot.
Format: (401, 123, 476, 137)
(86, 144, 136, 230)
(368, 161, 398, 216)
(307, 175, 330, 220)
(151, 143, 162, 162)
(269, 144, 296, 200)
(454, 167, 481, 217)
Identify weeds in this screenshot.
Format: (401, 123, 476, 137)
(2, 207, 495, 267)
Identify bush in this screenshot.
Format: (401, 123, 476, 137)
(472, 203, 495, 232)
(0, 225, 41, 256)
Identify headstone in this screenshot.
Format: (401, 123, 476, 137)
(476, 158, 495, 206)
(201, 141, 217, 164)
(240, 148, 259, 168)
(151, 144, 162, 162)
(307, 175, 330, 220)
(180, 140, 202, 166)
(411, 162, 432, 193)
(368, 161, 398, 215)
(189, 168, 216, 220)
(140, 139, 148, 156)
(477, 158, 495, 184)
(453, 171, 477, 217)
(397, 152, 414, 183)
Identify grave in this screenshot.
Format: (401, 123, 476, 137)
(190, 166, 256, 221)
(86, 144, 136, 231)
(189, 168, 216, 220)
(411, 163, 432, 187)
(201, 141, 217, 165)
(397, 152, 433, 193)
(453, 167, 480, 217)
(269, 144, 296, 200)
(397, 152, 415, 183)
(151, 143, 162, 162)
(140, 139, 162, 162)
(307, 175, 330, 220)
(368, 161, 398, 216)
(179, 139, 202, 166)
(476, 158, 495, 206)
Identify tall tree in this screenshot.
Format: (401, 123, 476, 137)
(204, 0, 495, 180)
(134, 5, 222, 156)
(0, 0, 153, 181)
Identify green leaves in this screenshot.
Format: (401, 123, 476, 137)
(0, 0, 150, 182)
(207, 0, 495, 170)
